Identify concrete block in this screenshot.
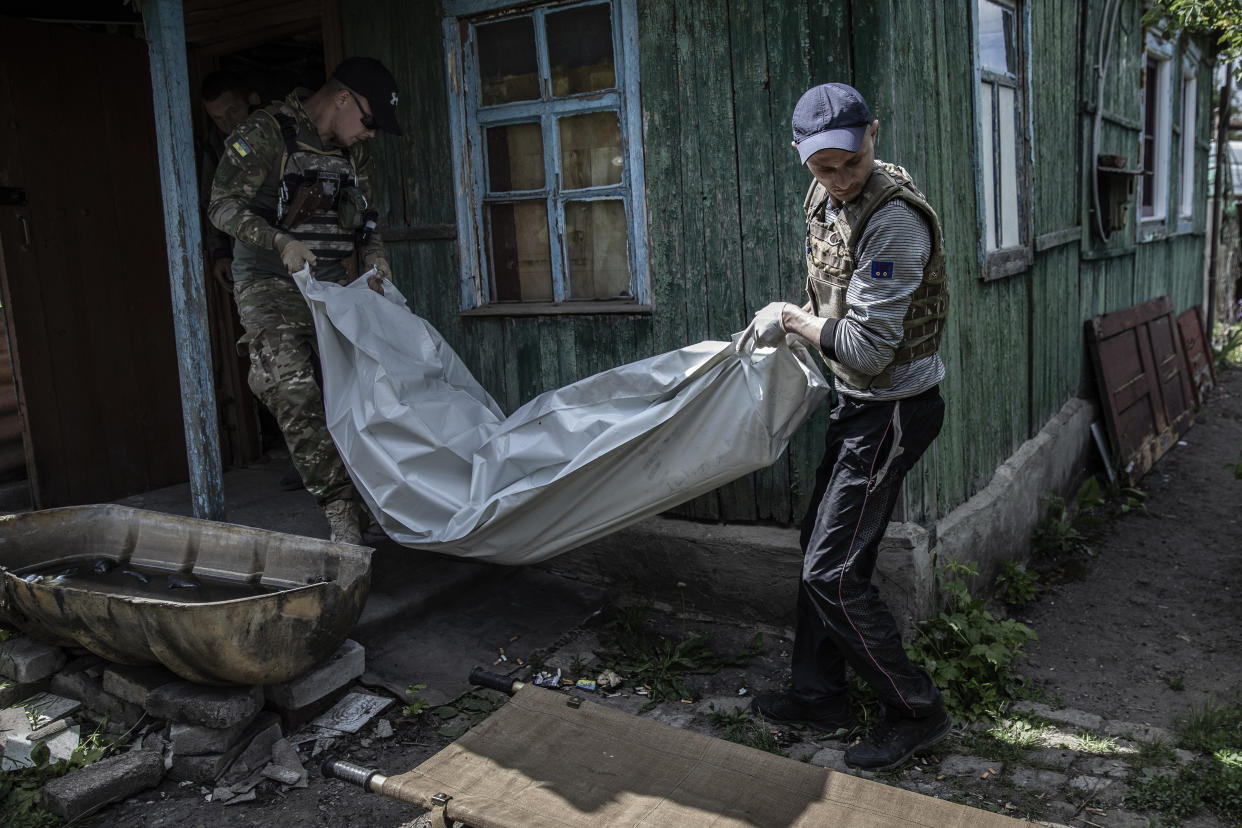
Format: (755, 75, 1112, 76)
(1100, 719, 1171, 744)
(808, 748, 849, 772)
(146, 682, 262, 729)
(0, 636, 66, 683)
(1069, 774, 1126, 806)
(0, 677, 48, 707)
(102, 664, 179, 706)
(937, 754, 998, 777)
(1028, 747, 1077, 770)
(170, 712, 280, 784)
(42, 748, 164, 821)
(1012, 701, 1102, 732)
(169, 708, 260, 756)
(2, 725, 80, 770)
(264, 639, 364, 711)
(269, 682, 351, 733)
(1008, 766, 1069, 793)
(48, 655, 107, 702)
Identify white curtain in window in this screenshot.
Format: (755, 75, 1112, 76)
(295, 272, 829, 564)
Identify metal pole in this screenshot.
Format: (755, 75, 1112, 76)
(1207, 62, 1234, 338)
(143, 0, 226, 520)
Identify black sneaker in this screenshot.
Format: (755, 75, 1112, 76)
(750, 692, 853, 733)
(844, 708, 952, 771)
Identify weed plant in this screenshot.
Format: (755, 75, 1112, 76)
(707, 705, 784, 754)
(993, 561, 1041, 609)
(1125, 701, 1242, 825)
(1032, 477, 1106, 560)
(905, 560, 1037, 724)
(598, 605, 762, 710)
(431, 690, 506, 739)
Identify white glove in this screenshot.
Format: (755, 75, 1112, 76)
(736, 302, 789, 353)
(275, 234, 316, 273)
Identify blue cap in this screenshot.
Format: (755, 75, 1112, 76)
(792, 83, 872, 164)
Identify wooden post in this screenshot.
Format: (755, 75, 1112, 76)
(144, 0, 226, 520)
(1207, 62, 1234, 338)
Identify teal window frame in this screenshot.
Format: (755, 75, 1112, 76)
(442, 0, 650, 314)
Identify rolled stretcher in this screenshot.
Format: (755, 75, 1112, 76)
(326, 672, 1037, 828)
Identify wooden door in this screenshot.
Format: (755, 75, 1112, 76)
(0, 17, 188, 507)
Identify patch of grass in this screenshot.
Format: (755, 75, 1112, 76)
(0, 727, 112, 828)
(597, 605, 762, 710)
(960, 716, 1051, 763)
(1125, 701, 1242, 825)
(707, 705, 783, 755)
(1211, 321, 1242, 373)
(1225, 446, 1242, 481)
(905, 560, 1037, 724)
(1063, 730, 1121, 756)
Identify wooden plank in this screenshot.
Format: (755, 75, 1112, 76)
(147, 0, 226, 520)
(1086, 295, 1194, 485)
(1176, 305, 1214, 406)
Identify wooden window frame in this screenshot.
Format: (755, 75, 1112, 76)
(1176, 49, 1198, 234)
(442, 0, 650, 315)
(1139, 32, 1174, 241)
(970, 0, 1034, 282)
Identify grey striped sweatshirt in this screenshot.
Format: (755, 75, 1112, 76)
(822, 197, 946, 402)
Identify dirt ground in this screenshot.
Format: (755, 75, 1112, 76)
(77, 367, 1242, 827)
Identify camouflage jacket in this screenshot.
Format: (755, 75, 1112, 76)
(207, 90, 384, 270)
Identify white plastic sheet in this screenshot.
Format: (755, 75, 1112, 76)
(295, 271, 829, 564)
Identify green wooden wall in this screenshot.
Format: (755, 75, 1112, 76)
(341, 0, 1213, 530)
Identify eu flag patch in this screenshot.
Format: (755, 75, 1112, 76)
(871, 260, 893, 279)
(231, 138, 252, 157)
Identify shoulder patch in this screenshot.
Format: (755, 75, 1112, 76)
(870, 260, 893, 280)
(230, 137, 253, 157)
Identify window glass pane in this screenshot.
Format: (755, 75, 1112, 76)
(980, 81, 996, 251)
(998, 85, 1019, 248)
(547, 3, 615, 97)
(1180, 76, 1197, 219)
(488, 202, 552, 301)
(977, 0, 1015, 75)
(564, 200, 630, 299)
(477, 17, 540, 106)
(559, 111, 623, 189)
(486, 123, 545, 192)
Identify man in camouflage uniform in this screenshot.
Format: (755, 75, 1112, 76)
(209, 57, 401, 544)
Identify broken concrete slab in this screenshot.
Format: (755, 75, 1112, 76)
(264, 639, 364, 711)
(0, 677, 47, 707)
(219, 716, 283, 787)
(1100, 719, 1171, 744)
(0, 636, 67, 683)
(267, 737, 307, 788)
(146, 682, 262, 729)
(169, 712, 280, 784)
(16, 691, 82, 732)
(938, 755, 998, 778)
(48, 655, 106, 702)
(169, 709, 260, 756)
(304, 692, 393, 736)
(102, 664, 179, 706)
(41, 748, 164, 821)
(1012, 701, 1103, 732)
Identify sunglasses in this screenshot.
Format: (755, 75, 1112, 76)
(348, 90, 376, 130)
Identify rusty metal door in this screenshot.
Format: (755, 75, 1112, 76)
(0, 16, 188, 507)
(1086, 296, 1195, 486)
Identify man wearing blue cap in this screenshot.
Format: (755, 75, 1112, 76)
(738, 82, 951, 770)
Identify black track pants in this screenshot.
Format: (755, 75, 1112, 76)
(791, 385, 945, 717)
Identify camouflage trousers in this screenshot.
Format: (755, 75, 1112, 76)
(234, 276, 357, 507)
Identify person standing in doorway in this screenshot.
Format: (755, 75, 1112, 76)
(738, 82, 951, 771)
(209, 58, 401, 544)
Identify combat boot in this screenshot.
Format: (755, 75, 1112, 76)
(325, 500, 362, 545)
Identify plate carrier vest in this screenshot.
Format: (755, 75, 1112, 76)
(804, 162, 949, 390)
(261, 108, 361, 263)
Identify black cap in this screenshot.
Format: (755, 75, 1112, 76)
(792, 83, 871, 163)
(332, 57, 402, 136)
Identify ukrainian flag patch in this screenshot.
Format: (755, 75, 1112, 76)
(871, 260, 893, 279)
(231, 137, 252, 157)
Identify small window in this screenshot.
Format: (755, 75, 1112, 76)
(1140, 37, 1174, 228)
(444, 0, 649, 313)
(973, 0, 1032, 280)
(1178, 64, 1197, 223)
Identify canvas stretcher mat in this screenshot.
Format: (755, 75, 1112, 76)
(295, 271, 830, 563)
(377, 684, 1037, 828)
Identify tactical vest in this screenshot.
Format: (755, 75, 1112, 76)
(804, 162, 948, 390)
(260, 109, 364, 263)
